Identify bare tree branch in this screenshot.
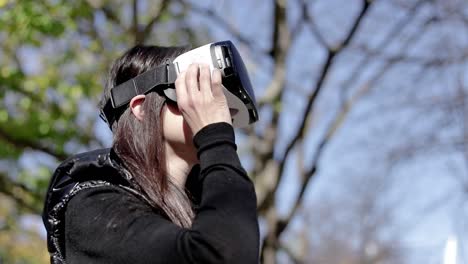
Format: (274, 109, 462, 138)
(257, 1, 305, 107)
(278, 242, 303, 264)
(99, 0, 171, 44)
(270, 2, 434, 238)
(258, 0, 372, 214)
(258, 0, 295, 262)
(259, 1, 373, 262)
(339, 0, 372, 50)
(253, 0, 291, 213)
(0, 128, 67, 160)
(100, 5, 123, 28)
(132, 0, 139, 44)
(457, 74, 468, 194)
(339, 0, 431, 101)
(0, 172, 42, 213)
(279, 0, 371, 174)
(139, 0, 171, 43)
(300, 0, 329, 49)
(182, 1, 256, 50)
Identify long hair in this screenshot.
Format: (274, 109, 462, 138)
(98, 45, 194, 228)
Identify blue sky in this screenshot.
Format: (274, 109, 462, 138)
(9, 0, 467, 262)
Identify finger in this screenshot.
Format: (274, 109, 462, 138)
(199, 64, 212, 99)
(186, 64, 200, 104)
(211, 68, 224, 99)
(175, 71, 188, 111)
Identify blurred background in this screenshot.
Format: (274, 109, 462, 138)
(0, 0, 467, 263)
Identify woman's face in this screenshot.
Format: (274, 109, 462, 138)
(162, 101, 198, 163)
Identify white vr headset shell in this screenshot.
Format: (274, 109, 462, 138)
(164, 42, 257, 128)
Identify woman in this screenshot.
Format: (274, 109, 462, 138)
(42, 45, 260, 263)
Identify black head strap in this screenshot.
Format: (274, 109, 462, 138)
(100, 61, 177, 129)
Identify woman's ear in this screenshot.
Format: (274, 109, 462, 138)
(130, 95, 146, 121)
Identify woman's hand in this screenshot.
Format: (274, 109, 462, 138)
(175, 63, 232, 136)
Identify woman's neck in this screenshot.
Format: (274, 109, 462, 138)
(164, 142, 197, 189)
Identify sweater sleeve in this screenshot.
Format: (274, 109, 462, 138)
(64, 122, 260, 264)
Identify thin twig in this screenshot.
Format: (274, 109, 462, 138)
(0, 128, 67, 160)
(0, 173, 42, 213)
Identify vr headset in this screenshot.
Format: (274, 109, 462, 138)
(100, 40, 259, 129)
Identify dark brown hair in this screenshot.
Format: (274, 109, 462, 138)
(98, 45, 194, 228)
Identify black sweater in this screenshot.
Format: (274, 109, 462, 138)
(63, 122, 260, 264)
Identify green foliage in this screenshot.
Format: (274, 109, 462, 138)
(0, 1, 193, 262)
(0, 0, 68, 45)
(0, 194, 49, 264)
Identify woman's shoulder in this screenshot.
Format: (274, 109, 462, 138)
(64, 184, 168, 243)
(63, 184, 180, 263)
(66, 184, 156, 219)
